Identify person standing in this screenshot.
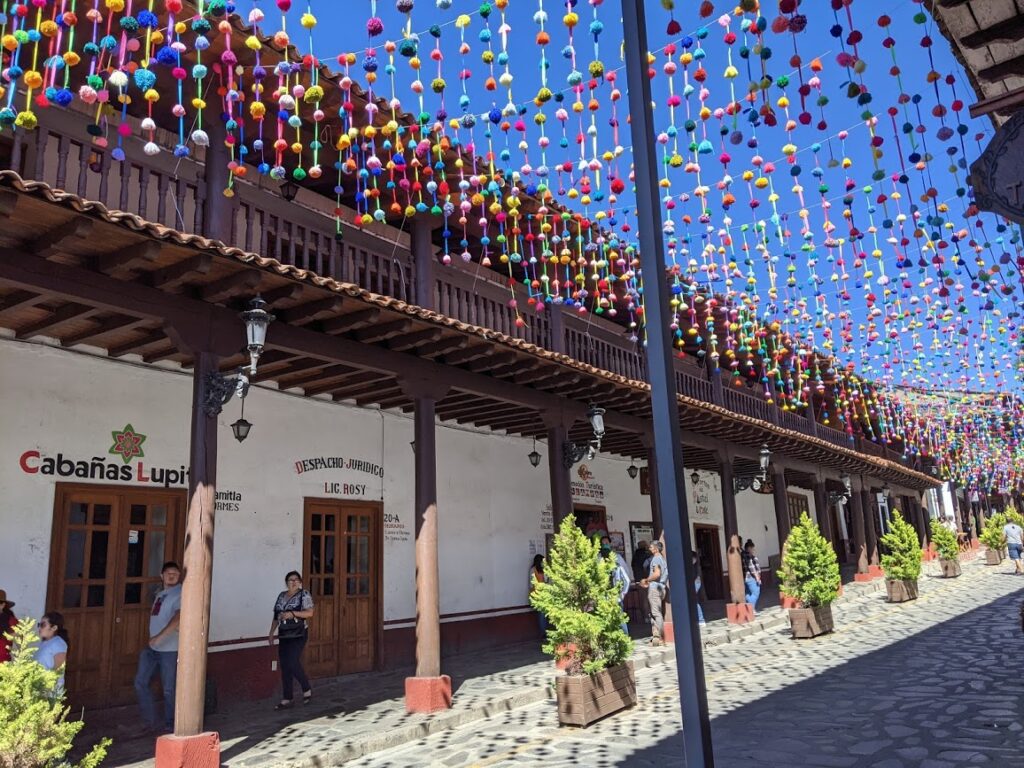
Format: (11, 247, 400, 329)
(742, 540, 762, 613)
(0, 589, 17, 663)
(631, 541, 650, 582)
(600, 540, 632, 635)
(1003, 517, 1024, 574)
(640, 541, 668, 646)
(36, 611, 69, 695)
(268, 571, 315, 710)
(529, 554, 548, 636)
(134, 561, 182, 734)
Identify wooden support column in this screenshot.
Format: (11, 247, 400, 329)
(402, 378, 451, 714)
(771, 464, 790, 553)
(411, 216, 435, 309)
(850, 478, 870, 580)
(717, 449, 749, 623)
(863, 488, 883, 576)
(813, 476, 834, 550)
(543, 410, 577, 529)
(156, 314, 243, 768)
(641, 433, 663, 539)
(202, 120, 233, 244)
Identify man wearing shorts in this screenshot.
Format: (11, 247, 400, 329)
(1003, 518, 1024, 574)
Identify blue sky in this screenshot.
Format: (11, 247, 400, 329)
(267, 0, 1019, 395)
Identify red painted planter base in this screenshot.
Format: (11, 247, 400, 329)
(779, 594, 801, 610)
(154, 733, 220, 768)
(405, 675, 452, 713)
(726, 603, 754, 624)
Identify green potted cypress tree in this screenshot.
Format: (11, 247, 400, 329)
(529, 517, 635, 727)
(980, 512, 1007, 565)
(777, 512, 841, 638)
(930, 518, 961, 578)
(881, 510, 922, 602)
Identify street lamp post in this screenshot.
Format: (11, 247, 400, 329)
(622, 1, 715, 765)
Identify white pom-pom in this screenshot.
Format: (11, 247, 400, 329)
(141, 117, 156, 132)
(191, 130, 209, 147)
(143, 141, 160, 156)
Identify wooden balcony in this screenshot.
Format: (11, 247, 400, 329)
(2, 109, 895, 459)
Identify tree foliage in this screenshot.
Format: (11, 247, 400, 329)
(777, 512, 841, 607)
(979, 511, 1008, 551)
(0, 618, 109, 768)
(528, 517, 632, 676)
(929, 518, 959, 561)
(880, 510, 922, 582)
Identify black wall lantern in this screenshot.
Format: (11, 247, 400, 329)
(828, 473, 853, 508)
(562, 403, 606, 469)
(528, 437, 542, 468)
(280, 179, 300, 202)
(627, 459, 639, 479)
(733, 444, 772, 494)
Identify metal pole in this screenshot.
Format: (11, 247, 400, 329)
(622, 2, 714, 765)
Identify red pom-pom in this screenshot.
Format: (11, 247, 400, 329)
(667, 19, 681, 36)
(699, 1, 714, 18)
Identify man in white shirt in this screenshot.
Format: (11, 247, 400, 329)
(134, 562, 182, 733)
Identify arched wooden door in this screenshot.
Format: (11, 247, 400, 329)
(46, 483, 185, 709)
(302, 499, 382, 679)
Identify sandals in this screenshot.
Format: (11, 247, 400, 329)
(303, 691, 313, 705)
(274, 700, 294, 711)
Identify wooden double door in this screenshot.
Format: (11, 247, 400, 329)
(302, 499, 382, 679)
(46, 483, 185, 709)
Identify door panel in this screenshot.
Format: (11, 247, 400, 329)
(303, 499, 381, 679)
(48, 485, 184, 710)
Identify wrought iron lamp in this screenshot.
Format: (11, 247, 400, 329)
(733, 445, 772, 494)
(828, 473, 853, 508)
(231, 398, 252, 443)
(203, 296, 275, 419)
(882, 483, 892, 500)
(626, 459, 639, 479)
(562, 403, 606, 468)
(528, 438, 541, 468)
(280, 179, 300, 202)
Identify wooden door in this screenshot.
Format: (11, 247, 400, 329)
(47, 484, 184, 709)
(572, 504, 608, 536)
(303, 499, 382, 680)
(694, 525, 724, 600)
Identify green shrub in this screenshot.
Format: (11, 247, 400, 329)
(0, 618, 109, 768)
(1005, 508, 1024, 529)
(929, 518, 960, 561)
(980, 511, 1008, 551)
(529, 517, 632, 675)
(777, 512, 841, 607)
(880, 510, 922, 582)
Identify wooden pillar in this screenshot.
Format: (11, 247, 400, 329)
(849, 478, 870, 578)
(544, 411, 576, 528)
(813, 477, 833, 547)
(717, 450, 749, 622)
(202, 120, 232, 243)
(771, 464, 790, 553)
(175, 351, 219, 736)
(403, 379, 451, 713)
(863, 488, 881, 574)
(411, 216, 435, 309)
(642, 432, 664, 538)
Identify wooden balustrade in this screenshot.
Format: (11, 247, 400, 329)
(0, 114, 899, 459)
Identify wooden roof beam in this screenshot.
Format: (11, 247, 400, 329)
(150, 254, 213, 290)
(199, 270, 262, 304)
(260, 283, 306, 306)
(0, 289, 45, 313)
(279, 296, 345, 325)
(143, 344, 183, 364)
(443, 343, 491, 365)
(465, 351, 518, 373)
(416, 335, 469, 359)
(94, 240, 162, 276)
(321, 307, 381, 334)
(29, 217, 93, 259)
(16, 303, 96, 339)
(278, 364, 355, 389)
(351, 319, 412, 343)
(61, 314, 145, 347)
(979, 53, 1024, 83)
(388, 327, 443, 353)
(353, 385, 403, 406)
(307, 371, 388, 398)
(108, 328, 166, 357)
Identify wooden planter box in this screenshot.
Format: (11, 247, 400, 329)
(556, 661, 637, 727)
(886, 579, 919, 603)
(939, 558, 962, 578)
(789, 604, 834, 639)
(985, 549, 1004, 566)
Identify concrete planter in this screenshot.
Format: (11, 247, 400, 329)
(985, 549, 1004, 566)
(556, 661, 637, 727)
(788, 604, 834, 639)
(939, 558, 962, 578)
(885, 579, 919, 603)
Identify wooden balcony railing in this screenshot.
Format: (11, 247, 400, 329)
(2, 110, 904, 464)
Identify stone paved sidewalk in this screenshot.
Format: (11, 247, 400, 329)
(348, 555, 1023, 768)
(80, 553, 989, 768)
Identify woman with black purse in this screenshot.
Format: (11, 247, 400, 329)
(268, 571, 315, 710)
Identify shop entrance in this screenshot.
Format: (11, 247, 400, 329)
(693, 524, 725, 600)
(302, 499, 383, 679)
(46, 483, 185, 709)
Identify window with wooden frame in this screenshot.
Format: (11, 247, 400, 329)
(787, 492, 811, 529)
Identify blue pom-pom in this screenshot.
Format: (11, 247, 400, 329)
(53, 88, 74, 107)
(134, 69, 157, 91)
(155, 46, 177, 66)
(138, 10, 159, 28)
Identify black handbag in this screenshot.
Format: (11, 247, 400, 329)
(277, 618, 305, 640)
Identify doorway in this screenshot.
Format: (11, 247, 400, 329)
(572, 504, 608, 536)
(302, 499, 383, 679)
(46, 483, 185, 709)
(693, 524, 724, 600)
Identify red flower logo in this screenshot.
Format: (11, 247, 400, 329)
(109, 424, 147, 465)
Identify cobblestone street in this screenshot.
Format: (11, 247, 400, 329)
(348, 561, 1024, 768)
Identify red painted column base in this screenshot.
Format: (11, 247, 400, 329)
(154, 733, 220, 768)
(405, 675, 452, 713)
(779, 594, 800, 610)
(726, 603, 754, 624)
(868, 565, 884, 578)
(662, 620, 674, 644)
(854, 572, 876, 582)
